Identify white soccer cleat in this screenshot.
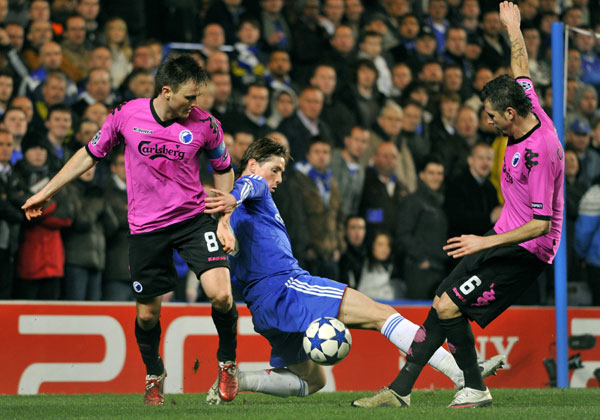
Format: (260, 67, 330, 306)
(448, 386, 492, 408)
(480, 354, 506, 378)
(206, 377, 223, 405)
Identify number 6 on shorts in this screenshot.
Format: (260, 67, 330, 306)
(459, 275, 482, 295)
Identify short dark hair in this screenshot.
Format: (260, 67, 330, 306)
(481, 75, 532, 117)
(47, 103, 72, 119)
(154, 53, 209, 97)
(238, 137, 288, 175)
(419, 154, 444, 172)
(308, 135, 332, 151)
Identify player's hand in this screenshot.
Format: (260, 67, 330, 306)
(205, 189, 237, 214)
(216, 215, 235, 254)
(443, 235, 488, 258)
(21, 192, 51, 221)
(499, 1, 521, 31)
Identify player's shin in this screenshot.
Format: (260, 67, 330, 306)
(440, 316, 486, 391)
(381, 312, 462, 387)
(212, 304, 239, 362)
(239, 369, 310, 397)
(134, 319, 164, 375)
(387, 308, 448, 396)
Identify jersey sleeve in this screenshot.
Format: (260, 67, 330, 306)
(230, 175, 269, 207)
(515, 76, 542, 115)
(202, 116, 231, 172)
(528, 144, 554, 219)
(85, 104, 124, 160)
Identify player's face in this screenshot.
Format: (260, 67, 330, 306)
(255, 156, 286, 192)
(484, 100, 511, 136)
(168, 80, 200, 118)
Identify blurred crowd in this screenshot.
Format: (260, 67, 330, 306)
(0, 0, 599, 305)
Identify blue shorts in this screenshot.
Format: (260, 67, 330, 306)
(247, 274, 348, 368)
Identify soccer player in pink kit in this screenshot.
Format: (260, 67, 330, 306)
(353, 1, 564, 409)
(22, 54, 240, 406)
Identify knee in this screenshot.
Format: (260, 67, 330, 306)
(433, 295, 460, 320)
(210, 291, 233, 312)
(306, 372, 327, 395)
(137, 308, 160, 328)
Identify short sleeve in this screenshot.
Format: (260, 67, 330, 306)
(85, 107, 124, 160)
(515, 76, 542, 114)
(203, 116, 231, 171)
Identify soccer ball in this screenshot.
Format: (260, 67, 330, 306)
(303, 317, 352, 366)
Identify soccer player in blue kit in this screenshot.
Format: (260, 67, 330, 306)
(204, 138, 504, 404)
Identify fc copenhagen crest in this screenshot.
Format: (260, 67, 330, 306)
(179, 129, 193, 144)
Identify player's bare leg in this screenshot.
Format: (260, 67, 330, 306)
(135, 297, 166, 405)
(201, 267, 239, 401)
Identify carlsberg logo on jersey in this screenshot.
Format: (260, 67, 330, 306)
(138, 141, 185, 160)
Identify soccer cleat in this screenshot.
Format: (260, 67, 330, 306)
(217, 361, 239, 401)
(456, 354, 507, 389)
(144, 370, 167, 406)
(480, 354, 506, 378)
(448, 386, 492, 408)
(351, 387, 410, 408)
(206, 377, 223, 405)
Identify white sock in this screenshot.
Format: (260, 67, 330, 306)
(381, 313, 463, 387)
(239, 369, 309, 397)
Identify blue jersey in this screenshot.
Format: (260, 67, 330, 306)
(229, 174, 306, 300)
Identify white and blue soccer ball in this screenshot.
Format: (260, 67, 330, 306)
(303, 317, 352, 366)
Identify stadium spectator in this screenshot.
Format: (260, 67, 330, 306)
(13, 134, 73, 299)
(76, 0, 101, 46)
(573, 84, 600, 127)
(21, 55, 240, 405)
(0, 129, 23, 299)
(575, 28, 599, 88)
(228, 130, 254, 171)
(460, 0, 480, 33)
(131, 43, 158, 73)
(9, 96, 33, 124)
(264, 49, 296, 95)
(479, 10, 510, 72)
(210, 71, 239, 122)
(21, 19, 53, 70)
(389, 62, 412, 105)
(523, 26, 551, 89)
(222, 83, 270, 139)
(82, 101, 108, 128)
(31, 71, 68, 131)
(3, 107, 28, 164)
(60, 15, 92, 83)
(444, 142, 501, 239)
(359, 141, 409, 240)
(200, 23, 226, 59)
(442, 26, 471, 80)
(295, 136, 344, 280)
(291, 0, 330, 84)
(44, 104, 72, 161)
(122, 68, 154, 100)
(266, 89, 296, 129)
(72, 67, 116, 117)
(65, 117, 97, 161)
(331, 125, 369, 216)
(464, 66, 494, 112)
(400, 100, 430, 170)
(327, 24, 356, 90)
(405, 27, 438, 73)
(205, 50, 231, 75)
(205, 0, 246, 46)
(230, 18, 267, 90)
(319, 0, 345, 37)
(257, 0, 293, 52)
(278, 86, 332, 161)
(338, 59, 385, 130)
(357, 31, 393, 97)
(309, 63, 355, 148)
(438, 105, 480, 179)
(366, 102, 418, 194)
(63, 164, 117, 300)
(429, 91, 460, 152)
(424, 0, 450, 55)
(338, 215, 367, 288)
(103, 17, 132, 89)
(357, 229, 401, 300)
(396, 156, 448, 299)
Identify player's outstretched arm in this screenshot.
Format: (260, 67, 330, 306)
(499, 1, 530, 79)
(21, 147, 96, 220)
(205, 188, 237, 214)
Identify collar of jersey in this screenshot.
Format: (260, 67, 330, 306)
(507, 113, 541, 146)
(150, 98, 178, 127)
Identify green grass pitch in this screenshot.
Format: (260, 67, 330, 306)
(2, 389, 600, 420)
